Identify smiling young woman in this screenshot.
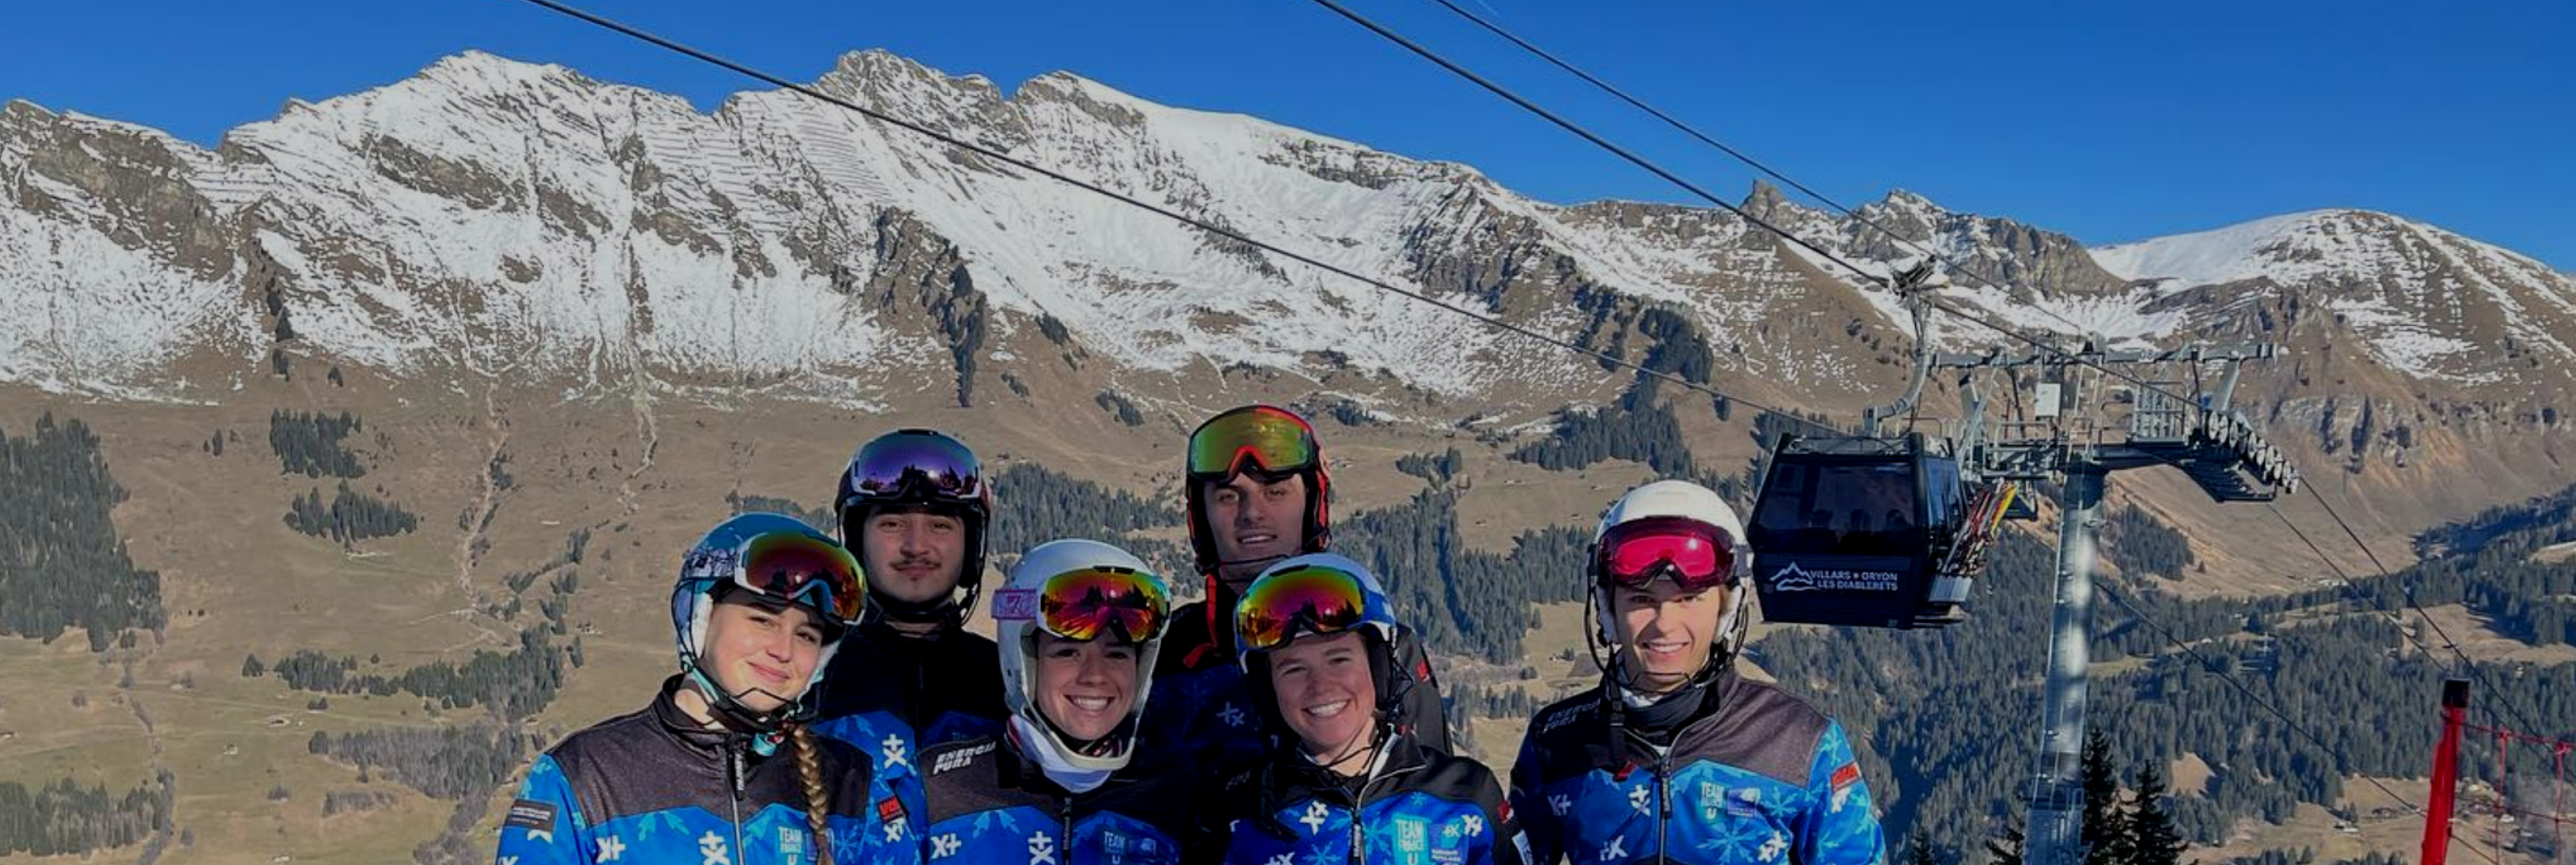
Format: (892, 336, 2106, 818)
(912, 539, 1197, 864)
(1201, 554, 1527, 865)
(494, 513, 915, 865)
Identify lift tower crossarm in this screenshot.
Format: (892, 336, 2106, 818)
(1941, 339, 2292, 865)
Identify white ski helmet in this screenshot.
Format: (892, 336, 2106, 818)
(993, 539, 1171, 773)
(1589, 480, 1754, 668)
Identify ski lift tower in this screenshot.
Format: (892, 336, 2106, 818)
(1937, 339, 2302, 865)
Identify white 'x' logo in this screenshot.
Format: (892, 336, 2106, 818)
(1027, 831, 1057, 865)
(930, 834, 961, 859)
(1299, 801, 1331, 834)
(1599, 835, 1628, 862)
(1549, 794, 1571, 817)
(1463, 815, 1485, 837)
(596, 836, 625, 863)
(698, 830, 730, 865)
(1759, 831, 1789, 862)
(882, 734, 910, 770)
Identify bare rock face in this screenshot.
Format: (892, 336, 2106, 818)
(2, 47, 2571, 537)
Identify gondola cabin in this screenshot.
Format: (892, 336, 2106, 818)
(1747, 432, 2001, 629)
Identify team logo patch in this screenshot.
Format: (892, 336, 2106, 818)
(991, 589, 1040, 621)
(504, 799, 556, 832)
(1830, 762, 1862, 790)
(877, 796, 906, 824)
(931, 741, 997, 775)
(1395, 816, 1428, 854)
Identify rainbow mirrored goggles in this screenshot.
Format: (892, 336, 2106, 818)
(1235, 563, 1377, 652)
(997, 566, 1171, 643)
(731, 530, 867, 625)
(1188, 406, 1319, 480)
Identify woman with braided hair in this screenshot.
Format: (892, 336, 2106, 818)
(495, 513, 917, 865)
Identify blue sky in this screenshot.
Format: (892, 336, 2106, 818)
(5, 0, 2569, 269)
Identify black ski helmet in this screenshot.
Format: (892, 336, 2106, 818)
(834, 429, 993, 625)
(1183, 405, 1331, 578)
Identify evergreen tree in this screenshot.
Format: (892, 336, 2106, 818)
(2082, 729, 2131, 865)
(1986, 820, 2026, 865)
(1908, 833, 1944, 865)
(2124, 764, 2188, 865)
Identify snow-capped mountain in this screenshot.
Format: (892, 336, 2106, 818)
(2095, 210, 2576, 387)
(0, 50, 1861, 408)
(2, 48, 2569, 424)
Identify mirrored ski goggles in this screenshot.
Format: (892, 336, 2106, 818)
(1188, 406, 1319, 480)
(847, 433, 984, 504)
(1236, 564, 1370, 652)
(1032, 566, 1171, 643)
(735, 531, 866, 624)
(1597, 516, 1741, 591)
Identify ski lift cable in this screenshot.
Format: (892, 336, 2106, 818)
(2268, 500, 2554, 741)
(499, 0, 1848, 440)
(1318, 0, 2568, 729)
(461, 9, 2539, 846)
(2102, 576, 2515, 865)
(1300, 0, 2215, 417)
(1414, 0, 2097, 339)
(2277, 493, 2557, 740)
(2094, 578, 2468, 841)
(503, 0, 2534, 746)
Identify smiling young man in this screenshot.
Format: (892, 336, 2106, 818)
(1138, 405, 1450, 775)
(811, 429, 1006, 844)
(1509, 480, 1886, 865)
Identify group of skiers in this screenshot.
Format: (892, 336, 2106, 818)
(492, 404, 1886, 864)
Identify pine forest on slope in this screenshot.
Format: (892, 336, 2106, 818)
(1, 45, 2573, 865)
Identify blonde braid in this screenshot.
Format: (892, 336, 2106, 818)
(789, 724, 834, 865)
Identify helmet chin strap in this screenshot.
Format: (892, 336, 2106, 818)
(873, 593, 966, 628)
(1596, 583, 1746, 695)
(682, 659, 808, 750)
(1214, 551, 1292, 580)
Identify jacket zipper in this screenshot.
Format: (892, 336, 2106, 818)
(728, 741, 749, 865)
(1655, 747, 1673, 865)
(1345, 760, 1427, 863)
